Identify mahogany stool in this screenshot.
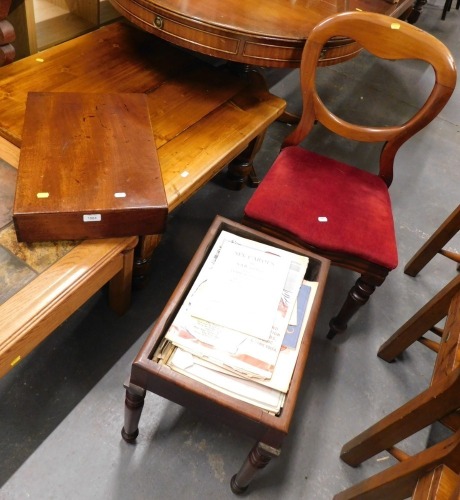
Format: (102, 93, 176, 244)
(121, 216, 330, 494)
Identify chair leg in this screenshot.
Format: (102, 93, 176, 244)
(377, 274, 460, 362)
(404, 205, 460, 276)
(442, 0, 453, 19)
(339, 368, 460, 467)
(327, 275, 381, 339)
(334, 431, 460, 500)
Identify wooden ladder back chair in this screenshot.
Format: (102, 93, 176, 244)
(405, 204, 460, 278)
(334, 282, 460, 499)
(335, 433, 460, 499)
(243, 11, 457, 339)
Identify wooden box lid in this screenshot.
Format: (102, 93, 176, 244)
(13, 92, 167, 242)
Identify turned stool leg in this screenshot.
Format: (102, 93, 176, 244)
(230, 442, 280, 494)
(121, 381, 146, 443)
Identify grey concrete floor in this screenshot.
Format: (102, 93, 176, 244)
(0, 4, 459, 499)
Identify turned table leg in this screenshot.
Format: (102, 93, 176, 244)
(121, 381, 146, 443)
(225, 133, 266, 190)
(133, 234, 163, 286)
(230, 442, 281, 494)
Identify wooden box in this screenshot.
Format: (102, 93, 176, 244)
(13, 92, 167, 242)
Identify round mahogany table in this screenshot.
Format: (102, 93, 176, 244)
(109, 0, 414, 68)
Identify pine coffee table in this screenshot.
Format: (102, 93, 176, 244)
(0, 22, 285, 379)
(121, 216, 330, 494)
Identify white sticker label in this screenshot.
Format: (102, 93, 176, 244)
(83, 214, 101, 222)
(114, 192, 126, 198)
(318, 216, 328, 222)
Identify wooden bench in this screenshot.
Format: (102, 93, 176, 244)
(0, 21, 286, 378)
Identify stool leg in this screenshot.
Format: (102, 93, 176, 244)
(230, 442, 280, 494)
(121, 381, 146, 443)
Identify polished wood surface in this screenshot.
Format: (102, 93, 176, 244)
(110, 0, 415, 67)
(0, 22, 285, 378)
(14, 92, 167, 242)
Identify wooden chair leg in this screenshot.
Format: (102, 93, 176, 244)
(377, 274, 460, 362)
(442, 0, 453, 18)
(339, 368, 460, 467)
(121, 381, 146, 443)
(230, 442, 280, 494)
(404, 205, 460, 277)
(328, 275, 384, 339)
(334, 431, 460, 500)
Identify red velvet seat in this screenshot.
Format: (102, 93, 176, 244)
(245, 147, 398, 270)
(243, 11, 457, 339)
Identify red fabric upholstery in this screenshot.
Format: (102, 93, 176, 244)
(244, 146, 398, 270)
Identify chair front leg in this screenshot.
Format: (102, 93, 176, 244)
(327, 274, 385, 339)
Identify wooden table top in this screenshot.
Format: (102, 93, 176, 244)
(110, 0, 415, 67)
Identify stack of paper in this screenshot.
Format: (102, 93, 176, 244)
(155, 231, 317, 414)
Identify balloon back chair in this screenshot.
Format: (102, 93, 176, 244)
(243, 11, 457, 339)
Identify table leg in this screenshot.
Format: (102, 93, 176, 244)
(121, 381, 146, 443)
(230, 441, 281, 494)
(407, 0, 427, 23)
(109, 237, 137, 315)
(225, 133, 266, 190)
(133, 234, 163, 286)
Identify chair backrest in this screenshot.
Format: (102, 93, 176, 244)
(284, 12, 457, 186)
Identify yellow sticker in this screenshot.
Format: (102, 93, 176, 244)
(11, 355, 21, 367)
(37, 192, 49, 198)
(35, 58, 45, 63)
(391, 23, 401, 29)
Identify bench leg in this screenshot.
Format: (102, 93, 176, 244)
(230, 442, 280, 494)
(121, 381, 146, 443)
